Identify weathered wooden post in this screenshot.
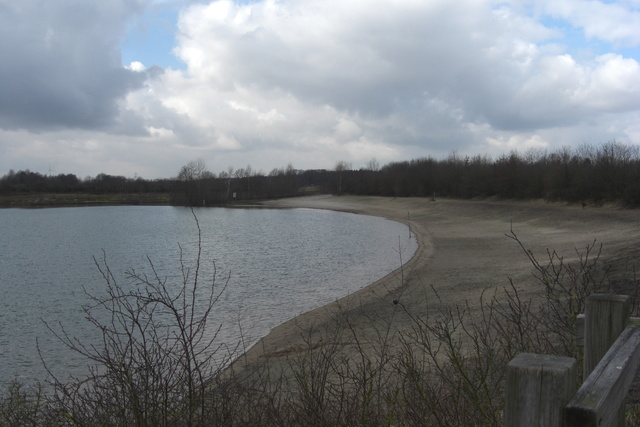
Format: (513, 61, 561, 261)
(565, 324, 640, 426)
(586, 294, 631, 427)
(584, 294, 632, 377)
(566, 294, 632, 427)
(504, 353, 577, 427)
(506, 295, 640, 426)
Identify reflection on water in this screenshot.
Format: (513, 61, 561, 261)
(0, 206, 416, 387)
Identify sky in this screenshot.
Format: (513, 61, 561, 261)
(1, 0, 639, 179)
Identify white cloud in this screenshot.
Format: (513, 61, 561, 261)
(127, 61, 147, 71)
(509, 52, 640, 126)
(578, 53, 640, 109)
(540, 0, 640, 46)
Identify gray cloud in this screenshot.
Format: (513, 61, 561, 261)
(0, 0, 156, 132)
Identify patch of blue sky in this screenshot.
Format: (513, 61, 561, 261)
(121, 0, 261, 70)
(121, 7, 185, 70)
(613, 46, 640, 62)
(540, 15, 640, 62)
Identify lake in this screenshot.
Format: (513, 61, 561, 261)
(0, 205, 417, 387)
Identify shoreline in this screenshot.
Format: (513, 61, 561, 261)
(0, 192, 172, 208)
(228, 195, 640, 378)
(239, 197, 431, 363)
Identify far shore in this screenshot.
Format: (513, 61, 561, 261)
(0, 192, 172, 208)
(228, 194, 640, 379)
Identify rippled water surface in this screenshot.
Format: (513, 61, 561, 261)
(0, 206, 416, 387)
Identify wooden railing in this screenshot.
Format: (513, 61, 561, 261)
(504, 294, 640, 427)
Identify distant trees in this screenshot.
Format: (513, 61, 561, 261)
(171, 161, 307, 206)
(0, 170, 82, 193)
(0, 170, 172, 196)
(0, 170, 81, 193)
(2, 141, 639, 206)
(267, 163, 299, 197)
(359, 141, 640, 206)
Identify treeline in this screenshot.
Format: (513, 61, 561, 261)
(167, 141, 640, 207)
(0, 170, 174, 195)
(2, 141, 639, 206)
(342, 141, 640, 206)
(0, 162, 333, 205)
(171, 160, 337, 205)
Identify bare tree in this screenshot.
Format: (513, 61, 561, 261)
(223, 166, 234, 199)
(176, 159, 211, 205)
(366, 157, 380, 172)
(335, 160, 352, 196)
(177, 159, 208, 182)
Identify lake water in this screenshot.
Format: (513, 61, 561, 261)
(0, 205, 417, 388)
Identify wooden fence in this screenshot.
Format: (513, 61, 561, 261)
(504, 294, 640, 427)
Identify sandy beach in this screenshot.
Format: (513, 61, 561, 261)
(229, 195, 640, 378)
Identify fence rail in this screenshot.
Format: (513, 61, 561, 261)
(505, 294, 640, 427)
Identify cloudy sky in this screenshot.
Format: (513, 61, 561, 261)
(1, 0, 639, 178)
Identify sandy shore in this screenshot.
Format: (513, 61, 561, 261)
(229, 195, 640, 378)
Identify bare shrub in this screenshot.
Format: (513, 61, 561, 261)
(0, 381, 62, 426)
(40, 211, 232, 426)
(391, 230, 631, 425)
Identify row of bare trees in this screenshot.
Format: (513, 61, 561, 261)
(172, 141, 640, 207)
(172, 160, 305, 205)
(342, 141, 640, 206)
(2, 141, 639, 206)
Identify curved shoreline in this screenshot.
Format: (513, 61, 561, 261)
(228, 195, 640, 377)
(240, 199, 431, 363)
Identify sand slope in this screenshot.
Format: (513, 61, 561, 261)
(229, 195, 640, 377)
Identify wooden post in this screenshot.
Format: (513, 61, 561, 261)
(576, 313, 586, 347)
(504, 353, 577, 427)
(583, 294, 631, 427)
(565, 325, 640, 427)
(584, 294, 632, 377)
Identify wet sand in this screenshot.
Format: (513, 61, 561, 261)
(228, 195, 640, 377)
